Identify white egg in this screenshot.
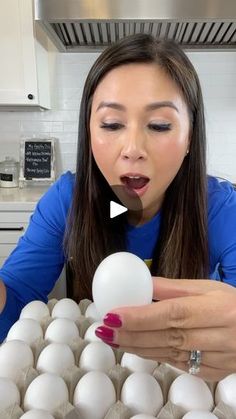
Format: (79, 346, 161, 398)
(84, 321, 104, 342)
(6, 318, 43, 345)
(92, 252, 153, 318)
(215, 373, 236, 413)
(79, 341, 116, 373)
(182, 411, 218, 419)
(73, 371, 116, 419)
(168, 373, 214, 412)
(45, 318, 79, 344)
(0, 340, 34, 382)
(36, 343, 75, 375)
(130, 415, 157, 419)
(20, 409, 55, 419)
(121, 372, 163, 416)
(24, 373, 69, 412)
(84, 302, 101, 322)
(51, 298, 81, 321)
(0, 377, 20, 410)
(121, 352, 158, 374)
(20, 301, 50, 323)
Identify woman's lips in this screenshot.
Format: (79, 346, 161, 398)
(120, 175, 150, 197)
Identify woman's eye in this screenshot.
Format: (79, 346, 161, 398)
(148, 123, 172, 132)
(100, 122, 124, 131)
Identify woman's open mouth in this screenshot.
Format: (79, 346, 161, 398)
(120, 174, 150, 197)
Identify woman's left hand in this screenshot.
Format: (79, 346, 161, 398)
(95, 277, 236, 381)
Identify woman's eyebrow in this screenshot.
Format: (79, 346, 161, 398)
(96, 101, 125, 112)
(146, 101, 179, 113)
(96, 101, 179, 113)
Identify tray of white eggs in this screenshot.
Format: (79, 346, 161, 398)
(0, 252, 236, 419)
(0, 296, 235, 419)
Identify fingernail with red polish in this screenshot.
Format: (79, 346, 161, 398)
(103, 313, 122, 328)
(105, 342, 119, 349)
(95, 326, 114, 342)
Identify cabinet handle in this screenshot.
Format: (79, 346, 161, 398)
(27, 94, 34, 100)
(0, 227, 24, 231)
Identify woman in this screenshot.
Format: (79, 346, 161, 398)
(0, 34, 236, 381)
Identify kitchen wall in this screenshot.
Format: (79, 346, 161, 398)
(0, 50, 235, 182)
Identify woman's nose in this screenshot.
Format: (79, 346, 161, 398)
(120, 132, 147, 161)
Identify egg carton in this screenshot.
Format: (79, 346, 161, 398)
(103, 363, 236, 419)
(0, 298, 236, 419)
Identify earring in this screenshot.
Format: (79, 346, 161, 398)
(186, 149, 189, 155)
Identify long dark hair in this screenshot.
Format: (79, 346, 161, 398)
(65, 33, 208, 301)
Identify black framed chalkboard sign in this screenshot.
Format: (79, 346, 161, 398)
(19, 138, 56, 187)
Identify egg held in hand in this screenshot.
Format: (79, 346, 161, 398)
(92, 252, 153, 318)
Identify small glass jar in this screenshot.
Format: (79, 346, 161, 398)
(0, 156, 19, 188)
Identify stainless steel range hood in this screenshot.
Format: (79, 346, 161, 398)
(34, 0, 236, 51)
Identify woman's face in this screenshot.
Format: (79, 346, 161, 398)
(90, 63, 190, 224)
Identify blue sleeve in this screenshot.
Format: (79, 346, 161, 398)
(0, 171, 74, 341)
(208, 178, 236, 286)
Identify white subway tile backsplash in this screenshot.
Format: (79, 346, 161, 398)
(0, 120, 21, 132)
(52, 132, 78, 143)
(61, 153, 77, 172)
(0, 141, 20, 161)
(0, 132, 21, 142)
(63, 122, 78, 132)
(53, 99, 80, 111)
(58, 140, 77, 152)
(51, 122, 64, 132)
(0, 50, 235, 182)
(55, 74, 85, 88)
(55, 88, 82, 100)
(48, 110, 79, 122)
(20, 121, 53, 132)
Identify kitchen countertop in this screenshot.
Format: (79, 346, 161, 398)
(0, 185, 49, 211)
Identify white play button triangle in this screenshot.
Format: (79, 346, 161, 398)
(110, 201, 127, 218)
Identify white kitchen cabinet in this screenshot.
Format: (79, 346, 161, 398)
(0, 0, 50, 110)
(0, 187, 66, 299)
(0, 210, 32, 267)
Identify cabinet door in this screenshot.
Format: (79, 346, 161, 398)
(0, 0, 39, 105)
(0, 211, 32, 267)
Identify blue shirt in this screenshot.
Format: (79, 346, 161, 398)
(0, 171, 236, 341)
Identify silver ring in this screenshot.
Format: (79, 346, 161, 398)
(188, 350, 202, 375)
